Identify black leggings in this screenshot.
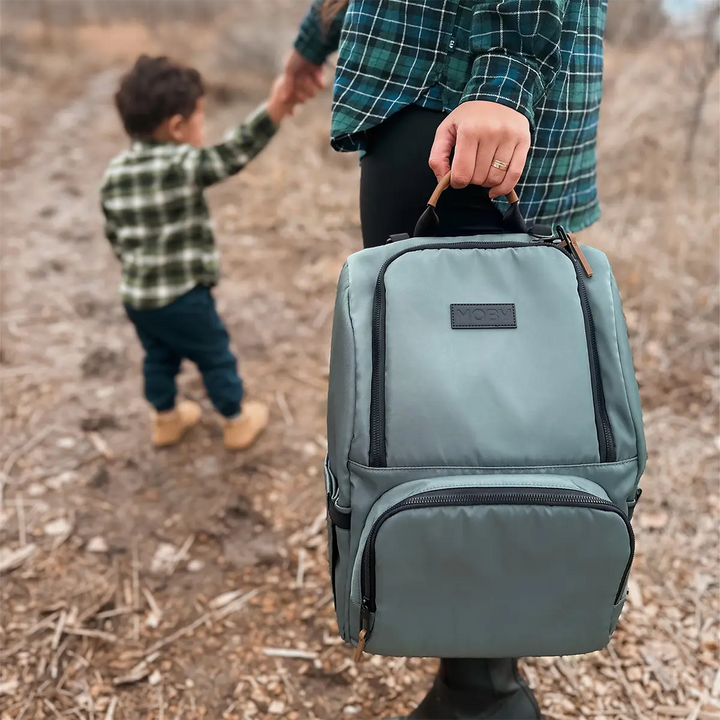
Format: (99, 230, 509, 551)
(359, 105, 505, 248)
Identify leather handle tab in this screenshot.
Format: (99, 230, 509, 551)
(429, 172, 519, 207)
(428, 172, 452, 207)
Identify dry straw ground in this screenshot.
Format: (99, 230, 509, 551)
(0, 4, 718, 720)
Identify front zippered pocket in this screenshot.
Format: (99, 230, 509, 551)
(368, 239, 616, 467)
(360, 487, 633, 625)
(351, 474, 633, 659)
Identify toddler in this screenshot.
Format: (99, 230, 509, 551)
(101, 55, 298, 449)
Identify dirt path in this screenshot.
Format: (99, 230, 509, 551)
(0, 65, 387, 719)
(1, 54, 718, 720)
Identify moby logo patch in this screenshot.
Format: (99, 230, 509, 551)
(451, 304, 516, 329)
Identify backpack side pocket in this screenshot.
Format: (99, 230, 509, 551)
(325, 457, 351, 641)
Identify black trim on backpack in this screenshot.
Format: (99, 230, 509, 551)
(387, 233, 410, 244)
(627, 487, 643, 520)
(327, 495, 351, 530)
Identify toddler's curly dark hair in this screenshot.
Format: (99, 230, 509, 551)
(114, 55, 205, 139)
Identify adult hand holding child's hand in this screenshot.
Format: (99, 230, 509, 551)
(267, 75, 302, 124)
(283, 49, 326, 102)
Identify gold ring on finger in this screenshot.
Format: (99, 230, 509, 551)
(492, 160, 509, 171)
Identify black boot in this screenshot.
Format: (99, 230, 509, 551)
(406, 658, 542, 720)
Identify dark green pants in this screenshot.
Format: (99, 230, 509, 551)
(125, 286, 243, 417)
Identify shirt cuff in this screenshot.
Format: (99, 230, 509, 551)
(294, 1, 334, 65)
(461, 54, 545, 129)
(236, 103, 279, 140)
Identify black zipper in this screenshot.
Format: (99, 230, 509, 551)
(556, 228, 615, 463)
(368, 239, 616, 467)
(358, 487, 634, 640)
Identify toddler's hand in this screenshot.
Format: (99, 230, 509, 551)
(267, 74, 303, 124)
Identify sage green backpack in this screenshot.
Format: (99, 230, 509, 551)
(325, 180, 646, 661)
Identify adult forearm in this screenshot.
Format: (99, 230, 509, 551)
(462, 0, 565, 127)
(294, 0, 346, 66)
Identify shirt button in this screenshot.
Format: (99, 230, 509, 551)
(448, 38, 456, 52)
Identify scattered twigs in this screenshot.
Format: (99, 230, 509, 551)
(554, 658, 580, 697)
(113, 652, 159, 687)
(49, 638, 69, 679)
(209, 590, 245, 610)
(608, 643, 646, 720)
(312, 302, 333, 330)
(51, 610, 68, 651)
(640, 648, 674, 693)
(295, 548, 306, 589)
(131, 542, 141, 641)
(15, 492, 26, 545)
(95, 606, 132, 621)
(0, 543, 37, 574)
(78, 572, 118, 625)
(104, 696, 118, 720)
(0, 611, 60, 661)
(686, 697, 703, 720)
(62, 627, 117, 643)
(16, 693, 35, 720)
(33, 452, 103, 483)
(88, 431, 114, 461)
(262, 647, 318, 660)
(312, 592, 334, 610)
(0, 679, 20, 696)
(275, 657, 297, 702)
(712, 668, 720, 698)
(50, 510, 75, 550)
(143, 589, 258, 660)
(275, 390, 294, 426)
(222, 700, 239, 718)
(43, 698, 63, 719)
(1, 424, 55, 480)
(170, 534, 195, 574)
(0, 424, 55, 515)
(142, 587, 163, 628)
(111, 590, 258, 687)
(0, 364, 46, 379)
(289, 371, 327, 391)
(308, 509, 326, 537)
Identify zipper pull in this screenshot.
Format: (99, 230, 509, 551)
(354, 629, 367, 663)
(557, 225, 593, 277)
(354, 602, 371, 663)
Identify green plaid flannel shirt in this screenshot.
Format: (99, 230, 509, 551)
(101, 104, 276, 310)
(295, 0, 607, 231)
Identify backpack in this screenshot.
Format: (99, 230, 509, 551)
(325, 176, 646, 661)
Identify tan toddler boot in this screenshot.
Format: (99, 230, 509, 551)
(224, 401, 269, 450)
(152, 400, 201, 446)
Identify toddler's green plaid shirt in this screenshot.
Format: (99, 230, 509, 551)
(295, 0, 607, 231)
(100, 104, 276, 310)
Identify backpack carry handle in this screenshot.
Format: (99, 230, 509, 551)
(414, 172, 526, 237)
(427, 172, 519, 208)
